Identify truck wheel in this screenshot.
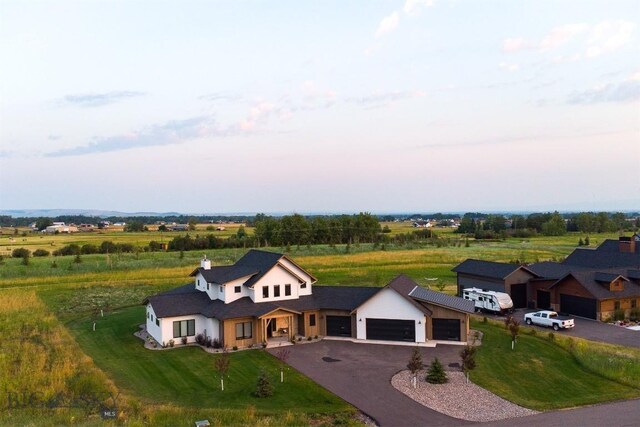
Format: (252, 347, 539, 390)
(526, 318, 532, 325)
(553, 324, 559, 331)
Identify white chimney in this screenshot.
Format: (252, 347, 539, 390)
(201, 255, 211, 270)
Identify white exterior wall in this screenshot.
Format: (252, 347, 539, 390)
(223, 276, 253, 304)
(279, 258, 314, 296)
(146, 303, 162, 343)
(251, 265, 302, 303)
(155, 313, 211, 345)
(355, 288, 426, 343)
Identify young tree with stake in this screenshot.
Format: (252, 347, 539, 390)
(406, 347, 424, 389)
(276, 348, 291, 383)
(459, 346, 476, 383)
(214, 348, 231, 391)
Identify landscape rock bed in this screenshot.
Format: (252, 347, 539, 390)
(391, 370, 538, 422)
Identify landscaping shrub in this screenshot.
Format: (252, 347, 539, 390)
(212, 338, 222, 349)
(11, 248, 30, 258)
(181, 336, 188, 345)
(195, 333, 205, 346)
(613, 309, 626, 321)
(205, 337, 212, 348)
(169, 339, 175, 348)
(307, 336, 312, 341)
(254, 371, 274, 398)
(32, 249, 50, 257)
(630, 307, 639, 322)
(425, 357, 448, 384)
(81, 244, 99, 254)
(232, 345, 238, 351)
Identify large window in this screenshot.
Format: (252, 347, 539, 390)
(262, 286, 269, 298)
(173, 319, 196, 338)
(235, 321, 252, 340)
(274, 285, 281, 297)
(285, 284, 291, 296)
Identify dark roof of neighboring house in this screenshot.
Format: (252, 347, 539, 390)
(526, 261, 587, 280)
(409, 285, 476, 314)
(550, 268, 640, 299)
(563, 239, 640, 269)
(145, 284, 378, 320)
(189, 249, 317, 287)
(452, 259, 537, 280)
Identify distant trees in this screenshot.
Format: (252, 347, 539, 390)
(541, 211, 566, 236)
(35, 217, 52, 231)
(124, 221, 147, 232)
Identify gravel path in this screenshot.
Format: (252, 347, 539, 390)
(392, 370, 538, 422)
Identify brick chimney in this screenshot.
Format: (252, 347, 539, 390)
(619, 237, 636, 253)
(200, 255, 211, 270)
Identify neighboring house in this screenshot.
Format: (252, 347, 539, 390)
(44, 223, 78, 233)
(144, 250, 474, 348)
(413, 220, 432, 228)
(452, 260, 539, 308)
(453, 236, 640, 320)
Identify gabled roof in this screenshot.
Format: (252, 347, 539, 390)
(189, 249, 317, 287)
(409, 285, 476, 314)
(550, 268, 640, 299)
(145, 284, 378, 320)
(452, 259, 538, 280)
(527, 261, 587, 280)
(563, 239, 640, 269)
(594, 272, 628, 283)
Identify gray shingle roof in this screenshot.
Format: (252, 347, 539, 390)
(409, 285, 476, 314)
(527, 261, 587, 280)
(145, 284, 378, 320)
(552, 268, 640, 299)
(452, 259, 535, 280)
(563, 239, 640, 269)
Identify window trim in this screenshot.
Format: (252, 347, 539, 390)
(173, 319, 196, 338)
(235, 321, 253, 340)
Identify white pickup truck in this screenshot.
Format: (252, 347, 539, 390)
(524, 310, 575, 331)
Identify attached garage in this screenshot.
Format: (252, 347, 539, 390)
(560, 294, 597, 319)
(365, 318, 415, 342)
(510, 283, 528, 308)
(537, 290, 551, 309)
(326, 315, 352, 337)
(432, 318, 461, 341)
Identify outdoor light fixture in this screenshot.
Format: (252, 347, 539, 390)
(359, 318, 362, 322)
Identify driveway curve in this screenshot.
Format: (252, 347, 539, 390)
(270, 340, 468, 427)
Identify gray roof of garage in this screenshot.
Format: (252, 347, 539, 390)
(409, 285, 475, 314)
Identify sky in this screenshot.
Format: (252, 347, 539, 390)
(1, 0, 639, 214)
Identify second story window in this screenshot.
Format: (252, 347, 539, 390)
(301, 282, 307, 289)
(262, 286, 269, 298)
(235, 286, 241, 293)
(274, 285, 280, 297)
(219, 286, 224, 293)
(285, 284, 291, 296)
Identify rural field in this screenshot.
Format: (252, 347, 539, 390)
(0, 226, 637, 426)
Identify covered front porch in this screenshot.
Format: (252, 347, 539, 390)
(259, 308, 301, 345)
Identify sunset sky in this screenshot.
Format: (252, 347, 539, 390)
(1, 1, 639, 214)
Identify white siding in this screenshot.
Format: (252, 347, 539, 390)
(156, 313, 212, 345)
(223, 276, 253, 304)
(279, 258, 314, 296)
(251, 264, 302, 303)
(355, 288, 426, 343)
(146, 303, 162, 343)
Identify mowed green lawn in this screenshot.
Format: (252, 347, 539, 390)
(471, 320, 640, 410)
(69, 306, 350, 414)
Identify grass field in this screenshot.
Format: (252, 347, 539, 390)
(471, 320, 640, 410)
(0, 231, 636, 425)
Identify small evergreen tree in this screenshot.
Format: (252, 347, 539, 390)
(578, 238, 584, 246)
(254, 370, 273, 397)
(74, 254, 82, 264)
(585, 235, 590, 246)
(406, 347, 424, 388)
(425, 357, 448, 384)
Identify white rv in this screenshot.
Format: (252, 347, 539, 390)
(462, 287, 513, 314)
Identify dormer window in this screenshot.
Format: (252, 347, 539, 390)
(274, 285, 281, 297)
(262, 286, 269, 298)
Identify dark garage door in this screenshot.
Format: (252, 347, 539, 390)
(537, 290, 551, 310)
(510, 283, 527, 308)
(432, 318, 461, 341)
(326, 315, 352, 337)
(366, 318, 415, 342)
(560, 294, 597, 319)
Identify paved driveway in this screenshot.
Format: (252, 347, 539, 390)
(269, 340, 468, 427)
(480, 310, 640, 348)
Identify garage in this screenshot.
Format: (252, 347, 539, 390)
(326, 315, 352, 337)
(537, 290, 551, 309)
(365, 318, 415, 342)
(510, 283, 528, 308)
(560, 294, 597, 319)
(432, 318, 461, 341)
